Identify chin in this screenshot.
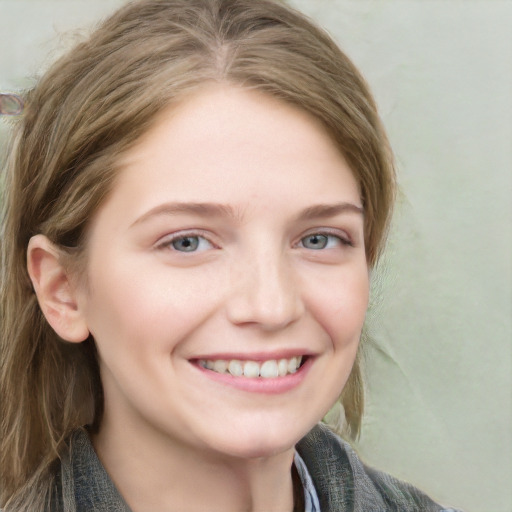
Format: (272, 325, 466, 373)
(206, 421, 314, 460)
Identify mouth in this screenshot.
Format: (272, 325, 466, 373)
(197, 356, 306, 379)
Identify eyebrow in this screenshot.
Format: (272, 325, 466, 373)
(296, 202, 364, 221)
(131, 202, 240, 227)
(131, 201, 364, 227)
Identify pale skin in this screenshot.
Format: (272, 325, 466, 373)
(28, 85, 369, 512)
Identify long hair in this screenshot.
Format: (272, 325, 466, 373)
(0, 0, 395, 508)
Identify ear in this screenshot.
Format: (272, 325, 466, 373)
(27, 234, 90, 343)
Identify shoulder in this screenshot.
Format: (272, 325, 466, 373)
(296, 423, 462, 512)
(48, 428, 130, 512)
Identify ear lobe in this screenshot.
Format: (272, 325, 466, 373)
(27, 234, 90, 343)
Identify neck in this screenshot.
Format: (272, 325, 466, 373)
(92, 414, 297, 512)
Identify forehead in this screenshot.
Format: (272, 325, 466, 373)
(95, 84, 361, 228)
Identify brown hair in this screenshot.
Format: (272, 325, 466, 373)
(0, 0, 395, 508)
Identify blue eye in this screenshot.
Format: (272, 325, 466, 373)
(167, 235, 212, 252)
(300, 233, 347, 250)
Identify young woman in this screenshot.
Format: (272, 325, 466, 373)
(0, 1, 461, 510)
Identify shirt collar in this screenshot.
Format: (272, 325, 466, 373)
(294, 450, 321, 512)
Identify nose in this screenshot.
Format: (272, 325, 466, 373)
(226, 247, 305, 331)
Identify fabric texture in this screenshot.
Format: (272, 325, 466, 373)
(49, 423, 461, 511)
(295, 423, 461, 512)
(294, 451, 321, 512)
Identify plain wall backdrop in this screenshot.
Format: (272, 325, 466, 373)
(1, 1, 511, 511)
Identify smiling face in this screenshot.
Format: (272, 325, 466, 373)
(75, 84, 369, 460)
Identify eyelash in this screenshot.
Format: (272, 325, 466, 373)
(297, 231, 353, 250)
(156, 229, 353, 254)
(156, 231, 214, 253)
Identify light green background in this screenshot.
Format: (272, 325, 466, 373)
(1, 1, 511, 511)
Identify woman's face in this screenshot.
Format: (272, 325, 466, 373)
(77, 85, 369, 459)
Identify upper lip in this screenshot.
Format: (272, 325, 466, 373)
(190, 350, 314, 362)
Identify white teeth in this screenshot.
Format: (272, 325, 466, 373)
(277, 359, 289, 377)
(288, 357, 299, 374)
(201, 356, 303, 378)
(213, 360, 228, 373)
(243, 361, 260, 378)
(228, 360, 243, 377)
(260, 360, 279, 379)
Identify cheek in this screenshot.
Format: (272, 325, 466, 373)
(310, 266, 369, 348)
(83, 259, 224, 355)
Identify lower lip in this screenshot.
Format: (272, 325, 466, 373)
(192, 357, 312, 394)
